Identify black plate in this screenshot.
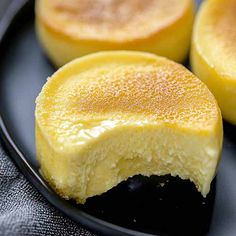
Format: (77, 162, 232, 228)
(0, 1, 236, 235)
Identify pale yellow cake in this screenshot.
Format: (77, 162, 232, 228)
(35, 0, 195, 67)
(191, 0, 236, 124)
(35, 51, 223, 204)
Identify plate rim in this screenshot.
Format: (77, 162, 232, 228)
(0, 1, 156, 236)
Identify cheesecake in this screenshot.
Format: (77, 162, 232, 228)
(191, 0, 236, 124)
(35, 51, 223, 204)
(35, 0, 194, 67)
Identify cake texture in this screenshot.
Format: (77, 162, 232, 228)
(191, 0, 236, 124)
(35, 0, 194, 66)
(35, 51, 223, 204)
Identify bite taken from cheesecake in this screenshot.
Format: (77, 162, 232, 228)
(35, 51, 223, 204)
(35, 0, 194, 67)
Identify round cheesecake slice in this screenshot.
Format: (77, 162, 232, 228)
(35, 51, 223, 204)
(35, 0, 194, 67)
(191, 0, 236, 124)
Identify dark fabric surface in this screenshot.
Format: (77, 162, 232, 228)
(0, 142, 95, 236)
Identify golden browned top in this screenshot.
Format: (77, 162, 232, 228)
(35, 52, 220, 147)
(72, 65, 215, 123)
(36, 0, 192, 42)
(54, 0, 155, 25)
(194, 0, 236, 78)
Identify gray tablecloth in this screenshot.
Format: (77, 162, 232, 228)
(0, 142, 95, 236)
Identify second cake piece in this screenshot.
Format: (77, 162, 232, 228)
(36, 0, 194, 66)
(191, 0, 236, 125)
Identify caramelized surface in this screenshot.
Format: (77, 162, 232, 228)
(36, 52, 219, 148)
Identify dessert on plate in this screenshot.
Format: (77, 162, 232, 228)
(35, 0, 194, 66)
(35, 51, 223, 204)
(191, 0, 236, 125)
